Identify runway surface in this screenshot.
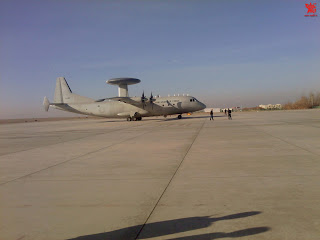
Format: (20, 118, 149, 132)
(1, 110, 320, 240)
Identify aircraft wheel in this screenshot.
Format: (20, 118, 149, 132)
(178, 115, 182, 119)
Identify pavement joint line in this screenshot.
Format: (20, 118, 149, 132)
(134, 118, 206, 240)
(0, 128, 157, 187)
(168, 174, 320, 179)
(25, 177, 170, 182)
(0, 120, 161, 157)
(241, 121, 320, 158)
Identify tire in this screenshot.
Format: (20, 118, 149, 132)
(178, 115, 182, 119)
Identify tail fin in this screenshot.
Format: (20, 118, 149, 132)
(54, 77, 64, 103)
(53, 77, 94, 103)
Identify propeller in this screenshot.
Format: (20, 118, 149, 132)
(141, 91, 147, 109)
(149, 92, 155, 110)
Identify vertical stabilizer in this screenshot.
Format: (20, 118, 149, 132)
(54, 77, 63, 103)
(53, 77, 94, 104)
(60, 77, 72, 95)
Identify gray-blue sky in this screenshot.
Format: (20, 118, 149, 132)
(1, 0, 319, 118)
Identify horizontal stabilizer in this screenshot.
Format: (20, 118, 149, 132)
(43, 97, 50, 111)
(43, 97, 67, 112)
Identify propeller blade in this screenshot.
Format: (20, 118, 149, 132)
(141, 91, 146, 109)
(150, 92, 154, 110)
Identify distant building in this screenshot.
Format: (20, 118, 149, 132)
(221, 107, 241, 112)
(259, 104, 282, 109)
(204, 108, 221, 113)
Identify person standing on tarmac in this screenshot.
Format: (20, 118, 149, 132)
(224, 109, 227, 116)
(228, 108, 232, 120)
(210, 109, 214, 121)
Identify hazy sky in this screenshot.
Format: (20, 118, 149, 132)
(1, 0, 319, 119)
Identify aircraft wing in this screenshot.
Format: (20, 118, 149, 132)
(106, 97, 146, 109)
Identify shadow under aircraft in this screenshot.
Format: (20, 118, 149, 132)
(68, 211, 270, 240)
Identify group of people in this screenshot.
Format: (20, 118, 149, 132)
(209, 108, 232, 121)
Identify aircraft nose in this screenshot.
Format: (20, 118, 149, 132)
(199, 102, 206, 110)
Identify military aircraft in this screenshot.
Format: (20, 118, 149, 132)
(43, 77, 206, 121)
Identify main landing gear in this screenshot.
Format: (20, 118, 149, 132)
(127, 117, 142, 121)
(177, 114, 182, 119)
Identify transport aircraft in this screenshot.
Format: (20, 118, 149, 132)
(43, 77, 206, 121)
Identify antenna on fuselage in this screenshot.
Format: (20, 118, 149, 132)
(106, 78, 141, 97)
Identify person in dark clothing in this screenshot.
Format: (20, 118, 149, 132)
(228, 108, 232, 120)
(224, 109, 227, 116)
(210, 109, 214, 121)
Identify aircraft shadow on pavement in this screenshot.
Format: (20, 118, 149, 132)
(68, 211, 270, 240)
(162, 115, 224, 122)
(97, 115, 218, 123)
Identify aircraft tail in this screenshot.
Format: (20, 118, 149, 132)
(53, 77, 94, 104)
(43, 96, 64, 111)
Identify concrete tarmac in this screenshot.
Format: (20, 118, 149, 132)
(1, 110, 320, 240)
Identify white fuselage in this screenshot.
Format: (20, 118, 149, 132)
(53, 96, 206, 118)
